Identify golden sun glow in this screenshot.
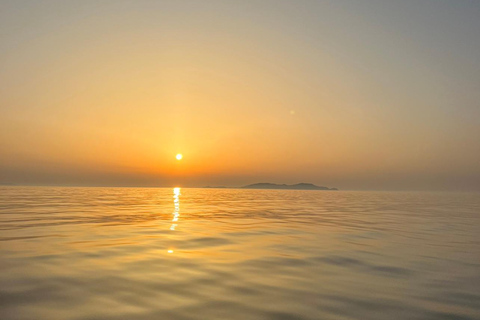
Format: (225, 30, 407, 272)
(176, 154, 183, 160)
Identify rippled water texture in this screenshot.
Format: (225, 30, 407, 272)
(0, 187, 479, 319)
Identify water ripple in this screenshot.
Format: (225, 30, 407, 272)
(0, 187, 479, 320)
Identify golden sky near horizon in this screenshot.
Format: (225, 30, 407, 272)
(1, 0, 480, 190)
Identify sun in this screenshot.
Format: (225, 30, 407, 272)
(176, 153, 183, 160)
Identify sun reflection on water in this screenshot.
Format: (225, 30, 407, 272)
(168, 187, 181, 253)
(172, 187, 180, 224)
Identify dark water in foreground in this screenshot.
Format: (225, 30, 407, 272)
(0, 187, 479, 320)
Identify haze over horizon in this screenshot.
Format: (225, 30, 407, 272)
(1, 0, 480, 191)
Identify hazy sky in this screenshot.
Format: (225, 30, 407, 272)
(1, 0, 479, 190)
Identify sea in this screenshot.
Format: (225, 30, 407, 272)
(0, 186, 479, 320)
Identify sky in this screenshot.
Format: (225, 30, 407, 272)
(1, 0, 479, 190)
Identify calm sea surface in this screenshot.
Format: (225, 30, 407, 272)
(0, 187, 479, 320)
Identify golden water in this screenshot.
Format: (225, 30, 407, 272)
(0, 187, 479, 319)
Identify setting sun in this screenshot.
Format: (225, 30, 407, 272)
(176, 154, 183, 160)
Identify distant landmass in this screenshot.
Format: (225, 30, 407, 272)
(241, 183, 338, 190)
(201, 183, 338, 190)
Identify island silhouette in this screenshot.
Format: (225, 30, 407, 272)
(203, 183, 338, 190)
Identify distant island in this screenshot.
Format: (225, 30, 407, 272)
(201, 183, 338, 190)
(242, 183, 338, 190)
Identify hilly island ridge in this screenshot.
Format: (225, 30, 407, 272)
(203, 183, 338, 190)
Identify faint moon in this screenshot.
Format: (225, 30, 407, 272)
(176, 154, 183, 160)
